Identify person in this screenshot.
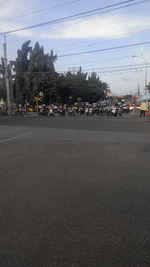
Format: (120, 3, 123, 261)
(140, 101, 149, 117)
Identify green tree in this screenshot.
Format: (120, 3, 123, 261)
(14, 40, 31, 104)
(86, 72, 106, 103)
(56, 72, 74, 104)
(56, 71, 107, 104)
(27, 43, 57, 104)
(14, 41, 57, 105)
(13, 41, 108, 106)
(72, 71, 88, 102)
(0, 60, 6, 99)
(0, 78, 6, 99)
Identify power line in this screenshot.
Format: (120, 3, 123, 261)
(48, 28, 150, 54)
(48, 0, 148, 29)
(28, 0, 148, 37)
(82, 63, 149, 71)
(13, 63, 150, 75)
(3, 25, 144, 52)
(46, 29, 149, 56)
(56, 56, 132, 68)
(0, 0, 81, 23)
(58, 41, 150, 58)
(5, 37, 150, 65)
(57, 54, 149, 68)
(62, 64, 150, 73)
(5, 25, 150, 55)
(5, 24, 150, 56)
(0, 0, 146, 35)
(6, 37, 150, 63)
(57, 62, 149, 70)
(87, 66, 150, 74)
(96, 68, 149, 73)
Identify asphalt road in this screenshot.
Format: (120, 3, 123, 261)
(0, 115, 150, 266)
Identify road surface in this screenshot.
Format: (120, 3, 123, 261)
(0, 115, 150, 266)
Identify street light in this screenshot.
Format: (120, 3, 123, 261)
(132, 55, 148, 95)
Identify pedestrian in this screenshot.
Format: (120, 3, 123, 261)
(140, 101, 149, 117)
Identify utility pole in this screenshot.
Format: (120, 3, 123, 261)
(132, 55, 148, 95)
(137, 85, 140, 98)
(3, 35, 11, 115)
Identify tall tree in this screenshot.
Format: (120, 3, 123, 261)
(28, 43, 57, 104)
(14, 41, 57, 105)
(56, 72, 75, 104)
(86, 72, 106, 102)
(13, 41, 108, 106)
(0, 60, 6, 99)
(56, 71, 107, 104)
(14, 40, 31, 104)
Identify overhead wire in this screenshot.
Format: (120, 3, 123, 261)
(25, 0, 148, 37)
(56, 55, 133, 68)
(82, 63, 150, 71)
(4, 24, 150, 56)
(7, 42, 150, 63)
(0, 0, 149, 59)
(13, 63, 150, 75)
(2, 0, 149, 77)
(0, 0, 147, 35)
(0, 0, 82, 23)
(56, 53, 150, 68)
(5, 25, 150, 57)
(45, 28, 150, 54)
(57, 41, 150, 58)
(88, 66, 150, 74)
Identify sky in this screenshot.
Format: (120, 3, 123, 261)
(0, 0, 150, 95)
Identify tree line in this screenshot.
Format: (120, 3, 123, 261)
(0, 41, 108, 105)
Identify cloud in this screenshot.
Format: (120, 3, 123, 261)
(0, 1, 149, 41)
(0, 0, 34, 37)
(0, 0, 29, 18)
(40, 14, 150, 39)
(0, 22, 34, 37)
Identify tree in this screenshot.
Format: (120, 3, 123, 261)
(56, 71, 88, 104)
(14, 41, 57, 105)
(13, 41, 108, 106)
(27, 44, 57, 104)
(56, 71, 107, 104)
(0, 60, 6, 99)
(72, 71, 88, 102)
(14, 40, 31, 104)
(0, 78, 6, 99)
(86, 72, 106, 103)
(56, 72, 75, 104)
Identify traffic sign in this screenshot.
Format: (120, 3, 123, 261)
(39, 91, 44, 97)
(34, 97, 42, 101)
(77, 97, 81, 102)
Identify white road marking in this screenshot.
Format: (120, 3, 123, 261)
(0, 132, 30, 144)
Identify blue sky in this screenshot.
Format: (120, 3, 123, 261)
(0, 0, 150, 95)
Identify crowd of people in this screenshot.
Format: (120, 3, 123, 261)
(1, 100, 149, 118)
(39, 101, 132, 118)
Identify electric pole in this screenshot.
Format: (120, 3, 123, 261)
(137, 85, 140, 98)
(3, 35, 12, 115)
